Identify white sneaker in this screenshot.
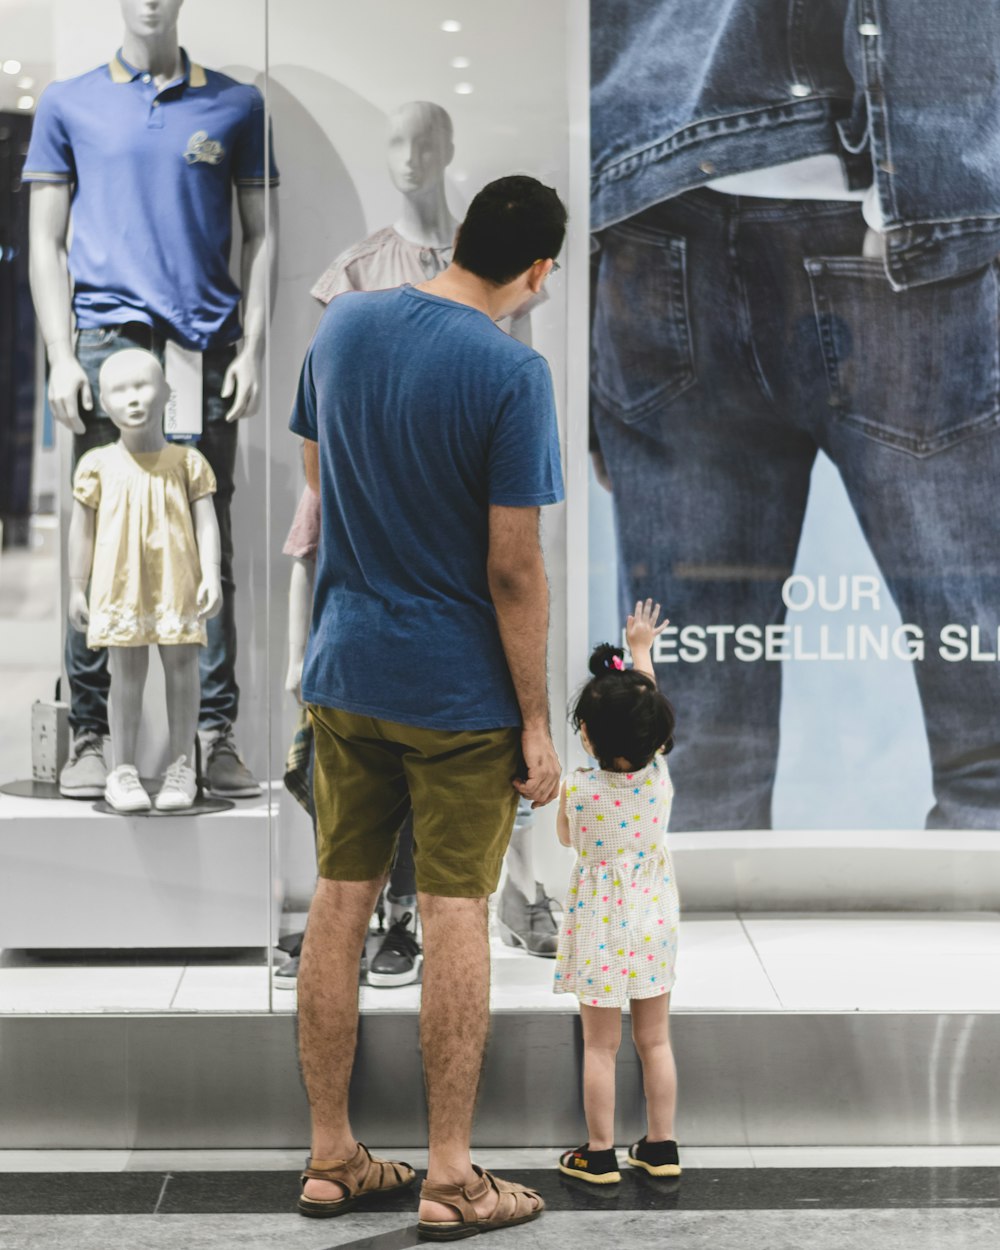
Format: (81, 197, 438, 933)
(105, 764, 152, 813)
(155, 755, 198, 811)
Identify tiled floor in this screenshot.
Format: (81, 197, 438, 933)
(2, 1157, 999, 1249)
(3, 911, 1000, 1014)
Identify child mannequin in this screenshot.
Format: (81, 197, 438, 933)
(555, 601, 682, 1183)
(67, 350, 221, 812)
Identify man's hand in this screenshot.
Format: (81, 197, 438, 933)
(514, 724, 561, 809)
(68, 585, 89, 632)
(222, 343, 262, 422)
(197, 574, 222, 620)
(48, 353, 91, 436)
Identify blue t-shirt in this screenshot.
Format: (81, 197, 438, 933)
(289, 285, 564, 731)
(23, 50, 279, 351)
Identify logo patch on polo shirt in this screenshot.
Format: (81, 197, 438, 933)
(184, 130, 225, 166)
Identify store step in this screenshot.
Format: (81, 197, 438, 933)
(2, 915, 998, 1149)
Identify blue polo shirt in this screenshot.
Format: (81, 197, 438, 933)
(289, 285, 565, 731)
(23, 50, 279, 351)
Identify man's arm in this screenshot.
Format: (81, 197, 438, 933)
(29, 182, 90, 435)
(487, 504, 561, 808)
(302, 438, 320, 494)
(223, 185, 279, 421)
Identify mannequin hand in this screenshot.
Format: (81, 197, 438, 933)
(285, 657, 304, 704)
(49, 355, 92, 436)
(221, 343, 262, 422)
(626, 598, 670, 653)
(197, 575, 222, 620)
(68, 586, 90, 632)
(591, 449, 612, 492)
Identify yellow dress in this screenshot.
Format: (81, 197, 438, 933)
(72, 442, 216, 648)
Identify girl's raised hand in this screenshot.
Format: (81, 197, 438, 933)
(626, 598, 670, 652)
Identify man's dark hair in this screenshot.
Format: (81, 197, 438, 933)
(453, 175, 567, 286)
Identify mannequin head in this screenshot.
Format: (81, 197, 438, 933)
(99, 350, 169, 433)
(387, 102, 455, 196)
(120, 0, 184, 40)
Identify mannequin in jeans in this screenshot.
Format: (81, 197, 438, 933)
(308, 100, 559, 958)
(68, 351, 221, 812)
(27, 0, 277, 801)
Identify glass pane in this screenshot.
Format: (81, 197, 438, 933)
(266, 0, 577, 1012)
(0, 0, 272, 1015)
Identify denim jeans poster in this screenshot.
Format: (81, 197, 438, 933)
(589, 1, 1000, 833)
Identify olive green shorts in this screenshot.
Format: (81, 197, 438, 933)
(309, 704, 521, 898)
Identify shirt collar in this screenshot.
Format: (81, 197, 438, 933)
(109, 47, 206, 89)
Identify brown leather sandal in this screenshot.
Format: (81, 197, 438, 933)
(417, 1166, 544, 1240)
(298, 1142, 415, 1218)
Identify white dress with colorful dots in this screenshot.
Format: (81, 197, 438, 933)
(554, 755, 679, 1008)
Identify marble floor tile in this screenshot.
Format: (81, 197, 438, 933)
(750, 1146, 1000, 1169)
(742, 912, 1000, 958)
(5, 1209, 999, 1250)
(170, 966, 271, 1012)
(0, 1150, 131, 1173)
(0, 966, 184, 1014)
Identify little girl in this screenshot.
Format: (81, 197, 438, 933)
(554, 599, 681, 1184)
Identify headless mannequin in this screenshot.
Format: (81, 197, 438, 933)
(29, 0, 274, 434)
(68, 351, 221, 805)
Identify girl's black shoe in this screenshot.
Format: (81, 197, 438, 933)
(558, 1144, 621, 1184)
(627, 1136, 681, 1177)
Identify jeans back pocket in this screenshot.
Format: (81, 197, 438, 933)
(805, 256, 1000, 457)
(592, 221, 696, 426)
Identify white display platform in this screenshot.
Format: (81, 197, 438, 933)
(0, 790, 272, 949)
(671, 829, 1000, 910)
(4, 912, 1000, 1015)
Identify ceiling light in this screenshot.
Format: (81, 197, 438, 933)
(450, 56, 470, 69)
(18, 76, 34, 90)
(454, 82, 474, 95)
(3, 59, 23, 75)
(440, 20, 462, 33)
(16, 94, 34, 110)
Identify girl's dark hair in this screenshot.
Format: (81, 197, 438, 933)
(571, 643, 675, 772)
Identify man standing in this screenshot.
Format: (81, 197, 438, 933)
(290, 176, 565, 1236)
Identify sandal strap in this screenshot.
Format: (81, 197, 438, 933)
(301, 1142, 413, 1198)
(419, 1167, 541, 1225)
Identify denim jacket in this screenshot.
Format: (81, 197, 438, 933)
(592, 0, 1000, 289)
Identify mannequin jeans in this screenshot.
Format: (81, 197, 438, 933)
(66, 324, 240, 737)
(591, 189, 1000, 832)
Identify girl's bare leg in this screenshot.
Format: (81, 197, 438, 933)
(631, 993, 678, 1140)
(580, 1003, 622, 1149)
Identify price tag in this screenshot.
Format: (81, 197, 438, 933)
(164, 341, 203, 440)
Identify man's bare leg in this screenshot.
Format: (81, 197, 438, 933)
(298, 875, 383, 1202)
(416, 893, 541, 1224)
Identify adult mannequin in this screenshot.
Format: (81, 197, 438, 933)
(308, 102, 556, 957)
(68, 351, 221, 813)
(26, 0, 278, 800)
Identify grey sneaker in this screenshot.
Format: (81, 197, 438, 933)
(203, 727, 262, 798)
(497, 880, 560, 958)
(59, 730, 108, 799)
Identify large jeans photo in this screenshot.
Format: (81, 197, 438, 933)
(591, 189, 1000, 832)
(67, 325, 241, 737)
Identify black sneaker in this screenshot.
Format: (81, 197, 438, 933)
(367, 912, 422, 987)
(627, 1137, 681, 1177)
(273, 951, 369, 988)
(558, 1144, 621, 1184)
